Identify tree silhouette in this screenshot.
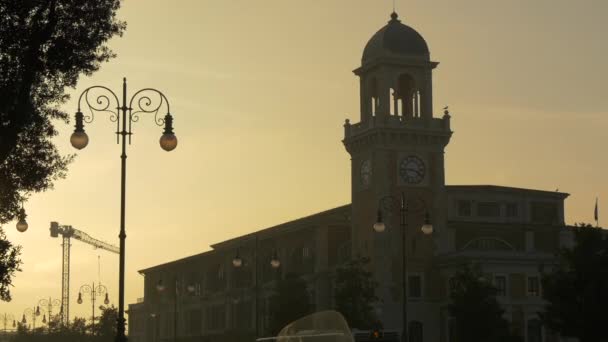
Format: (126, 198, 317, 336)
(541, 224, 608, 342)
(0, 0, 126, 223)
(448, 265, 522, 342)
(0, 228, 21, 301)
(268, 273, 312, 335)
(333, 256, 379, 330)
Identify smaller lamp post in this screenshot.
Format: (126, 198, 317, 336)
(156, 277, 196, 342)
(22, 306, 44, 330)
(37, 298, 61, 325)
(232, 236, 281, 338)
(1, 313, 15, 333)
(373, 193, 433, 342)
(77, 282, 110, 335)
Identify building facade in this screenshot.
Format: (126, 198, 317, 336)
(128, 12, 575, 342)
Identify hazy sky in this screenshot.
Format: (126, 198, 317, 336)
(3, 0, 608, 323)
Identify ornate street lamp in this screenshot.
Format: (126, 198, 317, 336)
(71, 78, 177, 342)
(22, 306, 44, 329)
(232, 236, 281, 339)
(77, 282, 110, 335)
(37, 298, 61, 325)
(1, 313, 15, 333)
(373, 193, 433, 342)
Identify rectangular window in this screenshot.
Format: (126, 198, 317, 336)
(477, 202, 500, 217)
(506, 203, 518, 217)
(527, 276, 540, 297)
(457, 200, 472, 217)
(408, 275, 422, 298)
(495, 276, 507, 297)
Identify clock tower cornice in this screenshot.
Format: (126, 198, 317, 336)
(342, 115, 452, 154)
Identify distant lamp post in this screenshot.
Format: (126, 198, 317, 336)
(373, 193, 433, 342)
(232, 236, 281, 339)
(16, 204, 28, 233)
(72, 78, 178, 342)
(22, 306, 44, 329)
(77, 282, 109, 335)
(1, 313, 15, 333)
(156, 277, 190, 341)
(38, 298, 61, 325)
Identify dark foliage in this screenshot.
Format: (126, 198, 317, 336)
(0, 227, 21, 301)
(333, 256, 380, 330)
(448, 265, 522, 342)
(268, 273, 312, 335)
(12, 312, 120, 342)
(0, 0, 125, 223)
(540, 224, 608, 342)
(92, 305, 117, 339)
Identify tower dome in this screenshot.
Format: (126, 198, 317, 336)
(362, 12, 429, 63)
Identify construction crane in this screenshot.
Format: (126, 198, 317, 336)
(50, 221, 119, 326)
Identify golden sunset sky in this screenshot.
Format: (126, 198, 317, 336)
(3, 0, 607, 323)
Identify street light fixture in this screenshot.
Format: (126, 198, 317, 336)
(16, 204, 28, 233)
(232, 249, 243, 268)
(373, 193, 433, 342)
(270, 250, 281, 269)
(72, 78, 177, 342)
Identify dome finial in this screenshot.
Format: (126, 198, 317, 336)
(390, 11, 400, 22)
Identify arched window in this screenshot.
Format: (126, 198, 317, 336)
(527, 319, 542, 342)
(397, 74, 417, 118)
(390, 87, 398, 115)
(462, 237, 515, 251)
(408, 321, 423, 342)
(369, 78, 379, 117)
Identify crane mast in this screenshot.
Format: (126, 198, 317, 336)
(50, 222, 119, 326)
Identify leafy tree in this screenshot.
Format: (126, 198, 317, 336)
(0, 227, 21, 301)
(0, 0, 126, 223)
(540, 224, 608, 342)
(333, 256, 379, 330)
(268, 273, 312, 335)
(448, 265, 522, 342)
(93, 305, 118, 339)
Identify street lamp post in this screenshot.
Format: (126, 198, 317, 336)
(232, 235, 281, 338)
(373, 192, 433, 342)
(1, 313, 15, 333)
(156, 278, 196, 341)
(72, 78, 178, 342)
(77, 282, 110, 334)
(22, 306, 45, 330)
(37, 298, 61, 326)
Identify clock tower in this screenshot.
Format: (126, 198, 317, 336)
(342, 12, 452, 329)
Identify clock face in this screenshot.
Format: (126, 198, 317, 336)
(360, 159, 372, 187)
(399, 155, 425, 184)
